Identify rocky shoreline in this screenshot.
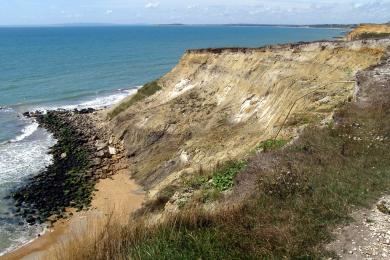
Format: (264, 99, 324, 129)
(8, 109, 128, 226)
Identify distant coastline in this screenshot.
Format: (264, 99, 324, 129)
(0, 23, 355, 29)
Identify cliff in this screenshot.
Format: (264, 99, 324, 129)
(346, 23, 390, 40)
(53, 37, 390, 259)
(109, 39, 390, 197)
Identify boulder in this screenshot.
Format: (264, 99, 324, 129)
(96, 150, 106, 158)
(95, 140, 107, 151)
(92, 158, 102, 166)
(108, 147, 117, 155)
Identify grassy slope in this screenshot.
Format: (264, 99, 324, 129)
(125, 99, 390, 259)
(53, 61, 390, 259)
(108, 80, 161, 119)
(347, 24, 390, 40)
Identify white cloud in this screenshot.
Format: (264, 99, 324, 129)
(106, 9, 113, 14)
(145, 2, 160, 9)
(187, 4, 198, 10)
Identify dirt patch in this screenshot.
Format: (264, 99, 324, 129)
(327, 196, 390, 259)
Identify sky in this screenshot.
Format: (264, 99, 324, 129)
(0, 0, 389, 26)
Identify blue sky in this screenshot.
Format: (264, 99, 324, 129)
(0, 0, 389, 25)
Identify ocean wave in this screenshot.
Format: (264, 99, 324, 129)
(0, 107, 14, 113)
(29, 87, 139, 112)
(10, 122, 39, 143)
(0, 226, 46, 257)
(0, 130, 55, 183)
(0, 128, 55, 255)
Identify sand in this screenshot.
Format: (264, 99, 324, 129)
(3, 170, 145, 260)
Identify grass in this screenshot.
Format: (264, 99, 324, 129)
(108, 79, 162, 119)
(52, 78, 390, 259)
(255, 138, 289, 152)
(357, 32, 390, 39)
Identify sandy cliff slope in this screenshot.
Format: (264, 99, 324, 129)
(109, 39, 390, 196)
(346, 24, 390, 40)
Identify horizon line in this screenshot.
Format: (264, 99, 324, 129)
(0, 22, 359, 28)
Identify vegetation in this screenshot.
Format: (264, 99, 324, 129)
(255, 138, 289, 152)
(108, 80, 162, 119)
(212, 160, 247, 191)
(52, 83, 390, 259)
(357, 32, 390, 39)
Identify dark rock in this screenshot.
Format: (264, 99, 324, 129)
(26, 215, 36, 225)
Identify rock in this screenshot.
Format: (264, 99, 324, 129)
(180, 151, 189, 164)
(92, 158, 102, 166)
(26, 215, 36, 225)
(108, 147, 117, 155)
(23, 111, 31, 117)
(109, 136, 115, 145)
(60, 153, 67, 159)
(95, 140, 107, 151)
(96, 150, 106, 158)
(76, 108, 95, 114)
(318, 96, 331, 104)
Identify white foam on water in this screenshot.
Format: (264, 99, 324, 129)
(0, 129, 55, 255)
(0, 87, 139, 254)
(0, 107, 13, 113)
(69, 88, 139, 110)
(0, 226, 46, 257)
(29, 88, 139, 112)
(10, 122, 39, 143)
(0, 130, 55, 183)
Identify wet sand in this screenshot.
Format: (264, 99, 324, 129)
(3, 171, 145, 260)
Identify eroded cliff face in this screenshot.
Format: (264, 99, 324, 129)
(110, 39, 390, 196)
(346, 24, 390, 40)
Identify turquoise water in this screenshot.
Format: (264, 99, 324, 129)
(0, 25, 343, 254)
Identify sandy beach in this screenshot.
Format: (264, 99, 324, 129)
(4, 171, 145, 260)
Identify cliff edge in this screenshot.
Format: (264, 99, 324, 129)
(346, 23, 390, 40)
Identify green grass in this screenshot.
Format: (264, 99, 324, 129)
(108, 79, 162, 119)
(212, 160, 247, 191)
(255, 138, 289, 152)
(357, 32, 390, 39)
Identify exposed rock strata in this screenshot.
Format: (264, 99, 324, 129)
(110, 39, 390, 197)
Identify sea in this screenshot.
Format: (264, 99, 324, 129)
(0, 25, 344, 254)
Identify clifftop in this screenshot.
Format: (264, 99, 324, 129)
(346, 23, 390, 40)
